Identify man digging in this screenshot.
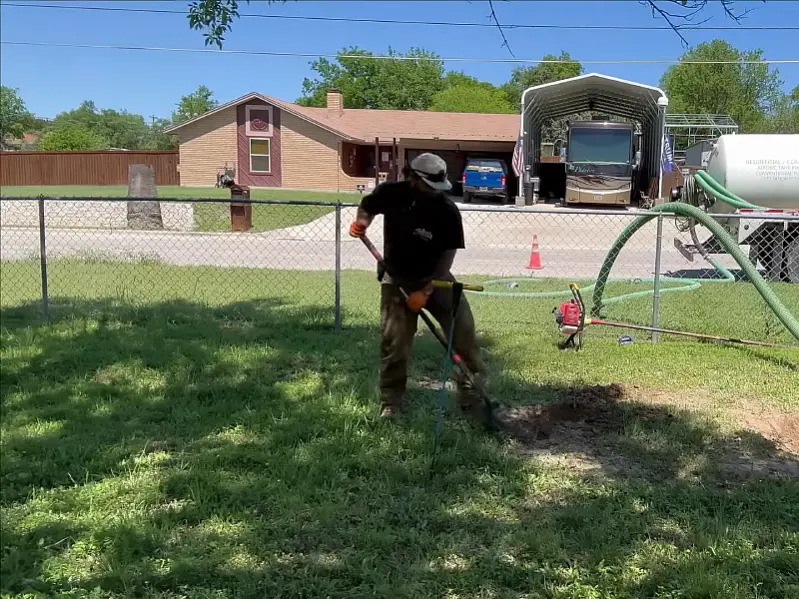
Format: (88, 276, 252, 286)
(348, 152, 492, 426)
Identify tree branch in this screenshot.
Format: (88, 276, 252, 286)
(641, 0, 710, 48)
(719, 0, 759, 23)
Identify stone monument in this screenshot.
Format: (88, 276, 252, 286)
(126, 164, 164, 230)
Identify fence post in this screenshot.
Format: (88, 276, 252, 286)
(37, 196, 50, 321)
(334, 203, 342, 331)
(651, 213, 664, 343)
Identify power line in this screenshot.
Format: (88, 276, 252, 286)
(1, 1, 798, 32)
(3, 40, 798, 65)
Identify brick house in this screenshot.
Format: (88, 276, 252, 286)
(165, 90, 520, 193)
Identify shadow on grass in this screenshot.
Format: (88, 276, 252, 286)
(1, 297, 797, 598)
(724, 343, 799, 372)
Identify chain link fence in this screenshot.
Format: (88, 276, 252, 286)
(1, 196, 797, 345)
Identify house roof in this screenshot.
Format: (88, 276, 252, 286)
(165, 92, 520, 143)
(163, 92, 358, 140)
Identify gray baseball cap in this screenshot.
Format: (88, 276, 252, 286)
(410, 153, 452, 191)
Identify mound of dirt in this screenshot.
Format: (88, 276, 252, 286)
(495, 383, 799, 481)
(741, 413, 799, 454)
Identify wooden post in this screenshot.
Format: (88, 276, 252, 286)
(374, 136, 380, 188)
(392, 137, 398, 181)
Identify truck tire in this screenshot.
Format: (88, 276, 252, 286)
(785, 236, 799, 283)
(462, 192, 472, 204)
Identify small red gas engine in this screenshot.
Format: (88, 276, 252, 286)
(554, 284, 587, 350)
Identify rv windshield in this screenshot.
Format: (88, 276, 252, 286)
(568, 127, 632, 164)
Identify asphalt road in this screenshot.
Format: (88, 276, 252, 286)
(0, 205, 739, 281)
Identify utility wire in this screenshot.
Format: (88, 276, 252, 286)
(1, 1, 797, 31)
(3, 40, 797, 64)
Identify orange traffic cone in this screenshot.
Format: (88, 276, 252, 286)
(526, 234, 542, 270)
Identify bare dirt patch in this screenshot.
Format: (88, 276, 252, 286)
(497, 383, 799, 481)
(740, 411, 799, 453)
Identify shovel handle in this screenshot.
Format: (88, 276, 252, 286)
(431, 280, 484, 292)
(359, 236, 482, 292)
(359, 234, 459, 351)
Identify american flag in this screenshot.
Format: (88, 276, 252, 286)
(511, 133, 523, 177)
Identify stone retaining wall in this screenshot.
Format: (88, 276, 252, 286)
(0, 200, 196, 231)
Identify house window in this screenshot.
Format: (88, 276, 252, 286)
(246, 104, 273, 137)
(250, 139, 271, 173)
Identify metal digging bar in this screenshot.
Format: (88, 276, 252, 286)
(358, 234, 498, 429)
(588, 318, 793, 349)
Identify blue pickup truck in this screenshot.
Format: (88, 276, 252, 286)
(461, 158, 511, 204)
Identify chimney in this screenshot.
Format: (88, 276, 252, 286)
(327, 88, 343, 117)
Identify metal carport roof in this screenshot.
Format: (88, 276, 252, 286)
(519, 73, 669, 200)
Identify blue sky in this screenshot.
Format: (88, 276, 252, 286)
(1, 0, 797, 119)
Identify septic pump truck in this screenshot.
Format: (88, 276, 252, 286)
(563, 120, 642, 207)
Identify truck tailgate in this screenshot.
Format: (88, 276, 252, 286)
(465, 166, 503, 188)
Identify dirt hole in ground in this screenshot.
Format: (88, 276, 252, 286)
(498, 383, 799, 480)
(498, 383, 634, 445)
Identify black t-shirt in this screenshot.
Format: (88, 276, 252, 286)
(359, 181, 465, 288)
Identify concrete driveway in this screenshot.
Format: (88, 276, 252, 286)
(0, 205, 739, 281)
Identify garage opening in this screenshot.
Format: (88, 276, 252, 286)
(405, 147, 518, 203)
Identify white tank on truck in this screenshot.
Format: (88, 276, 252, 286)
(672, 133, 799, 283)
(705, 134, 799, 213)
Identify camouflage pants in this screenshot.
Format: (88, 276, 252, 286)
(379, 279, 487, 410)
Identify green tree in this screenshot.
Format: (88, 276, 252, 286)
(501, 52, 584, 110)
(767, 85, 799, 133)
(430, 82, 514, 114)
(0, 86, 33, 148)
(298, 47, 445, 111)
(172, 85, 218, 124)
(298, 47, 382, 109)
(50, 101, 153, 149)
(660, 39, 784, 133)
(145, 118, 179, 150)
(372, 48, 445, 110)
(441, 71, 483, 88)
(38, 124, 109, 151)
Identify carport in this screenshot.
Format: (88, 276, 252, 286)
(519, 73, 669, 205)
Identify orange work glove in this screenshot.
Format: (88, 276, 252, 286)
(406, 289, 430, 313)
(349, 221, 367, 238)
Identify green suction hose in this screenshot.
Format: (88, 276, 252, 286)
(474, 254, 733, 304)
(693, 170, 764, 210)
(591, 202, 799, 343)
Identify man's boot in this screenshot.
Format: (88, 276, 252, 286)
(379, 403, 402, 420)
(378, 392, 404, 421)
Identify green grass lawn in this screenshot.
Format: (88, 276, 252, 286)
(0, 185, 355, 232)
(2, 259, 798, 598)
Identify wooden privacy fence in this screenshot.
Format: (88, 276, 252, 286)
(0, 151, 179, 186)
